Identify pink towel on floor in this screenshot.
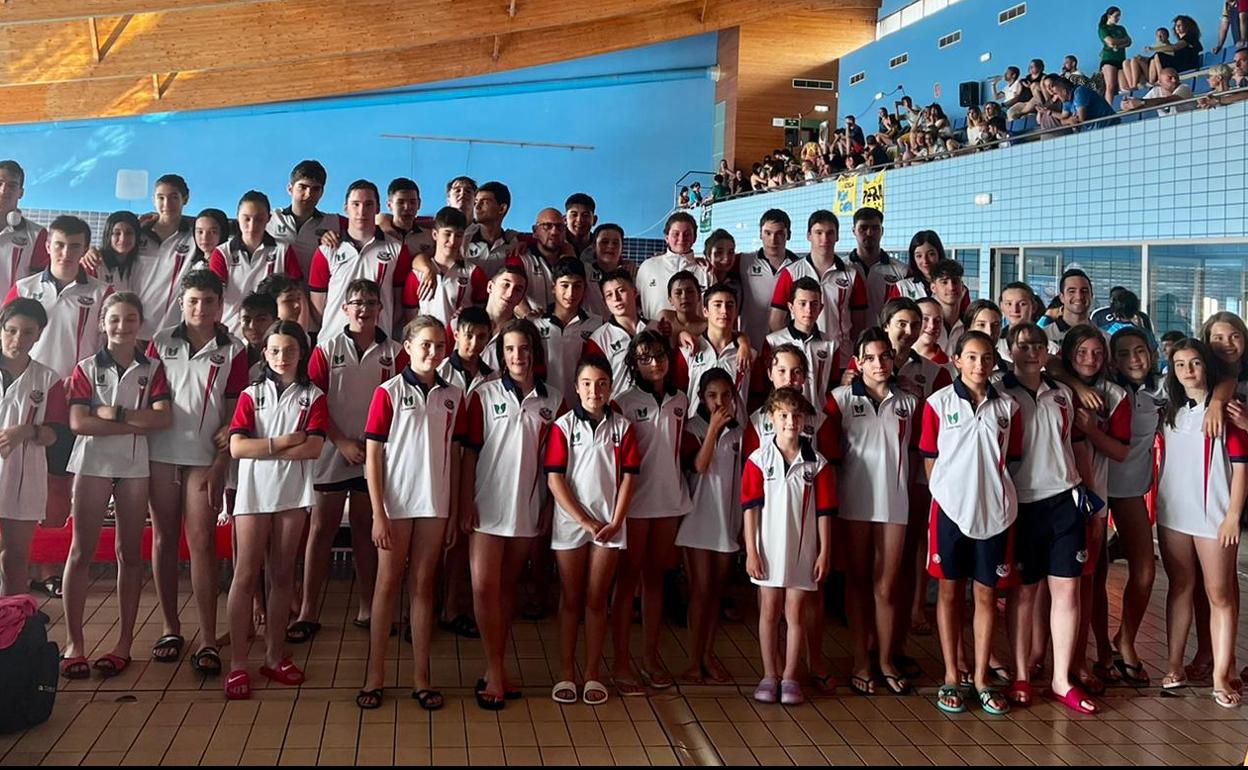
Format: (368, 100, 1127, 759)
(0, 594, 37, 650)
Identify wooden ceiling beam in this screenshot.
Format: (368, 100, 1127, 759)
(0, 0, 879, 124)
(1, 0, 263, 26)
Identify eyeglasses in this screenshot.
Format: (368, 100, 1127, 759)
(634, 354, 663, 364)
(535, 222, 562, 231)
(345, 299, 381, 309)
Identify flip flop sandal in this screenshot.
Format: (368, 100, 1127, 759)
(849, 675, 875, 696)
(225, 670, 252, 700)
(191, 647, 222, 677)
(936, 684, 966, 714)
(810, 672, 837, 695)
(1113, 656, 1150, 686)
(1160, 674, 1188, 690)
(438, 614, 481, 639)
(958, 669, 973, 688)
(1052, 685, 1097, 714)
(351, 618, 371, 630)
(259, 658, 305, 686)
(614, 676, 647, 697)
(1076, 671, 1106, 696)
(881, 674, 912, 696)
(93, 653, 131, 678)
(356, 688, 383, 710)
(1213, 689, 1242, 709)
(1006, 680, 1033, 706)
(1184, 660, 1214, 682)
(476, 678, 521, 700)
(1091, 661, 1121, 684)
(412, 689, 444, 711)
(284, 620, 321, 644)
(475, 688, 505, 711)
(977, 687, 1010, 716)
(988, 665, 1012, 684)
(638, 667, 673, 690)
(30, 576, 63, 599)
(551, 680, 578, 704)
(59, 656, 90, 680)
(780, 679, 805, 706)
(152, 633, 184, 663)
(582, 680, 609, 705)
(753, 676, 780, 704)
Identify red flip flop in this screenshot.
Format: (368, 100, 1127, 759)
(1006, 680, 1033, 706)
(59, 656, 90, 680)
(225, 669, 252, 700)
(92, 653, 131, 678)
(259, 658, 305, 686)
(1051, 685, 1097, 714)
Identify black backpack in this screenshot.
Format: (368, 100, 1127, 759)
(0, 610, 58, 734)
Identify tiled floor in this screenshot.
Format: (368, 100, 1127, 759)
(5, 557, 1248, 766)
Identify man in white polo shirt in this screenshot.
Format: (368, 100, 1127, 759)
(737, 209, 801, 349)
(635, 212, 708, 320)
(465, 182, 521, 279)
(132, 173, 197, 339)
(846, 207, 906, 324)
(267, 160, 345, 278)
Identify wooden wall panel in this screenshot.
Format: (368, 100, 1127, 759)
(719, 6, 877, 171)
(715, 27, 740, 169)
(0, 0, 875, 124)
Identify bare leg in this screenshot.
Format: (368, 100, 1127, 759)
(782, 589, 806, 681)
(1193, 536, 1240, 696)
(227, 514, 273, 672)
(611, 519, 648, 686)
(584, 546, 620, 687)
(843, 521, 874, 683)
(147, 462, 184, 639)
(1158, 527, 1197, 684)
(874, 523, 907, 681)
(1048, 576, 1082, 697)
(263, 509, 307, 669)
(640, 517, 680, 676)
(0, 519, 38, 597)
(363, 518, 413, 691)
(757, 587, 783, 680)
(406, 519, 448, 693)
(347, 491, 378, 623)
(555, 546, 588, 686)
(183, 465, 222, 654)
(1109, 496, 1154, 670)
(297, 490, 346, 624)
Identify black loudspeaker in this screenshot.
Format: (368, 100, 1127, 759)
(959, 80, 980, 108)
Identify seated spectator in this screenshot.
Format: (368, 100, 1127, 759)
(962, 107, 986, 145)
(1197, 64, 1243, 108)
(1034, 77, 1068, 130)
(926, 104, 953, 139)
(876, 112, 903, 147)
(1120, 67, 1194, 115)
(1231, 49, 1248, 89)
(732, 169, 747, 194)
(1212, 0, 1248, 56)
(678, 186, 690, 208)
(981, 102, 1010, 142)
(844, 115, 866, 148)
(1008, 59, 1047, 120)
(689, 182, 704, 207)
(749, 163, 767, 191)
(1044, 74, 1118, 128)
(1061, 55, 1091, 87)
(992, 66, 1031, 116)
(876, 107, 891, 133)
(1131, 15, 1202, 87)
(708, 174, 728, 203)
(863, 136, 891, 167)
(801, 135, 821, 164)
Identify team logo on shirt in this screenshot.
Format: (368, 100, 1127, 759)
(997, 416, 1009, 429)
(443, 399, 454, 411)
(492, 402, 507, 417)
(894, 405, 910, 418)
(852, 402, 866, 417)
(674, 407, 684, 418)
(210, 354, 225, 366)
(10, 236, 28, 247)
(944, 412, 960, 426)
(763, 464, 776, 480)
(165, 346, 179, 357)
(539, 326, 551, 338)
(31, 389, 44, 404)
(298, 395, 311, 407)
(376, 250, 393, 263)
(276, 223, 291, 235)
(816, 349, 829, 360)
(255, 394, 266, 408)
(457, 276, 468, 286)
(539, 407, 553, 420)
(995, 563, 1012, 578)
(77, 296, 96, 306)
(884, 274, 901, 283)
(175, 243, 191, 256)
(380, 356, 393, 367)
(914, 375, 927, 384)
(230, 254, 241, 266)
(635, 407, 649, 421)
(138, 376, 149, 387)
(1053, 394, 1068, 407)
(402, 394, 416, 408)
(750, 264, 764, 276)
(571, 430, 584, 446)
(580, 331, 592, 341)
(691, 352, 705, 363)
(265, 252, 277, 263)
(835, 276, 850, 288)
(648, 279, 657, 287)
(335, 252, 350, 265)
(30, 290, 43, 301)
(1075, 549, 1088, 564)
(610, 340, 624, 352)
(332, 353, 346, 367)
(801, 423, 815, 436)
(803, 471, 815, 483)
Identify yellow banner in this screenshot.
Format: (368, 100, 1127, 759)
(860, 171, 886, 213)
(834, 174, 858, 217)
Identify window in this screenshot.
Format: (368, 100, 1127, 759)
(1148, 244, 1248, 337)
(793, 79, 835, 90)
(889, 53, 909, 69)
(1022, 246, 1142, 310)
(954, 248, 980, 299)
(849, 71, 866, 86)
(879, 12, 901, 37)
(998, 2, 1026, 25)
(938, 30, 962, 49)
(993, 247, 1020, 294)
(900, 3, 924, 28)
(925, 0, 949, 13)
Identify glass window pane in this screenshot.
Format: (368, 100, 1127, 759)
(1024, 248, 1062, 307)
(1022, 246, 1142, 314)
(954, 248, 980, 299)
(880, 13, 901, 36)
(925, 0, 949, 14)
(994, 248, 1019, 295)
(1148, 244, 1248, 338)
(900, 3, 924, 28)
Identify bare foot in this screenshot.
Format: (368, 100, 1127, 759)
(705, 654, 732, 684)
(678, 665, 704, 684)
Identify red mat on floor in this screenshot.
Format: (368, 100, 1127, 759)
(30, 519, 234, 562)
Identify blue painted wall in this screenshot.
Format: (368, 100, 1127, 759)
(1, 35, 718, 237)
(840, 0, 1223, 120)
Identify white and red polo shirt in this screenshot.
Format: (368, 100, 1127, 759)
(267, 207, 345, 277)
(1156, 395, 1248, 539)
(133, 217, 197, 339)
(409, 259, 487, 331)
(674, 333, 756, 417)
(635, 250, 708, 321)
(308, 327, 406, 487)
(67, 346, 172, 478)
(436, 351, 494, 395)
(6, 268, 110, 381)
(535, 309, 602, 399)
(740, 439, 837, 591)
(543, 405, 640, 550)
(228, 375, 329, 514)
(919, 379, 1023, 538)
(0, 359, 66, 522)
(463, 224, 519, 278)
(996, 372, 1083, 503)
(1108, 375, 1166, 498)
(147, 323, 249, 467)
(610, 382, 692, 519)
(849, 250, 908, 326)
(208, 234, 304, 333)
(676, 412, 745, 553)
(770, 255, 867, 356)
(0, 217, 47, 298)
(462, 374, 565, 538)
(737, 249, 800, 349)
(764, 324, 839, 406)
(364, 369, 465, 519)
(308, 228, 418, 338)
(823, 379, 920, 524)
(584, 317, 654, 398)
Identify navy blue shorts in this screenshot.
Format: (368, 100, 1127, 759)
(313, 476, 368, 494)
(1015, 490, 1088, 584)
(927, 502, 1015, 588)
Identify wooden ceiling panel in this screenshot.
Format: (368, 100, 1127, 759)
(0, 0, 879, 124)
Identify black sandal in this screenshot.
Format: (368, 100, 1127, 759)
(30, 576, 62, 599)
(895, 655, 923, 680)
(152, 633, 184, 663)
(882, 674, 913, 696)
(285, 620, 321, 644)
(412, 689, 444, 711)
(352, 618, 371, 630)
(356, 688, 383, 710)
(438, 614, 481, 639)
(1113, 656, 1150, 686)
(476, 677, 521, 701)
(191, 646, 222, 677)
(474, 684, 505, 711)
(849, 675, 875, 696)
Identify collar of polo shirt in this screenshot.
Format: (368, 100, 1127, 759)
(571, 402, 606, 429)
(635, 377, 678, 398)
(228, 232, 278, 257)
(1002, 370, 1059, 392)
(141, 215, 193, 239)
(785, 321, 820, 342)
(850, 375, 901, 399)
(40, 266, 90, 286)
(849, 248, 892, 266)
(544, 306, 590, 328)
(694, 401, 740, 430)
(1115, 371, 1158, 392)
(501, 371, 548, 399)
(279, 206, 327, 220)
(952, 376, 1001, 403)
(401, 365, 448, 393)
(96, 345, 150, 370)
(803, 252, 847, 274)
(341, 227, 387, 251)
(448, 350, 492, 378)
(773, 436, 818, 465)
(172, 321, 231, 348)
